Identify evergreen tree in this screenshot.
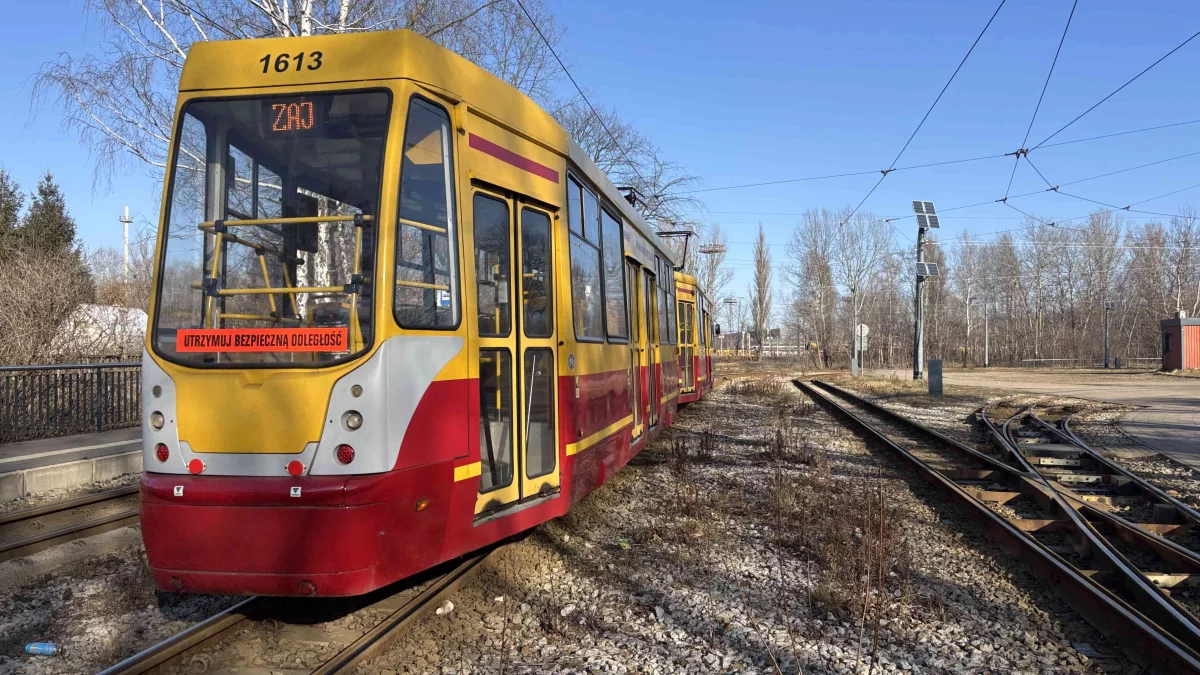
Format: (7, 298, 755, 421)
(19, 172, 77, 255)
(0, 168, 22, 256)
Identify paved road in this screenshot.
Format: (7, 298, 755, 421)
(937, 370, 1200, 470)
(0, 427, 140, 474)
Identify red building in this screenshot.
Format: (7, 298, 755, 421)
(1160, 315, 1200, 370)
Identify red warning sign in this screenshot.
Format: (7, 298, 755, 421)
(176, 328, 349, 353)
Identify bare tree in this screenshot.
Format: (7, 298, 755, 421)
(832, 211, 892, 368)
(34, 0, 564, 184)
(0, 248, 96, 365)
(694, 223, 733, 303)
(89, 225, 157, 311)
(785, 208, 839, 366)
(749, 224, 772, 354)
(948, 231, 981, 366)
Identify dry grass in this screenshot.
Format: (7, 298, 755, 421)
(768, 469, 910, 617)
(727, 375, 790, 403)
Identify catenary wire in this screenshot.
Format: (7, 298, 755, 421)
(511, 0, 649, 190)
(1032, 28, 1200, 150)
(837, 0, 1007, 226)
(1004, 0, 1078, 198)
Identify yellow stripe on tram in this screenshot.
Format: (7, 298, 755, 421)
(566, 415, 634, 456)
(454, 462, 482, 482)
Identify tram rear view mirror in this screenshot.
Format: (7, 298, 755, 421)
(714, 323, 721, 335)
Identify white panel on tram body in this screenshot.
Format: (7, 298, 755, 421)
(309, 335, 464, 475)
(142, 348, 187, 474)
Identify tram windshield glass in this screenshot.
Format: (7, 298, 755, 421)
(153, 91, 391, 366)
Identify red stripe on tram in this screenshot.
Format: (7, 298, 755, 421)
(468, 133, 560, 183)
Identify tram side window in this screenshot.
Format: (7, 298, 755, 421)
(474, 194, 511, 337)
(568, 178, 604, 340)
(567, 177, 583, 237)
(394, 97, 459, 329)
(656, 259, 669, 345)
(479, 349, 514, 493)
(601, 209, 627, 339)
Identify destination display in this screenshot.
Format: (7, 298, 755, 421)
(261, 97, 327, 137)
(176, 327, 348, 352)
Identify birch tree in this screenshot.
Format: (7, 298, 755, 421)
(34, 0, 564, 184)
(832, 211, 891, 365)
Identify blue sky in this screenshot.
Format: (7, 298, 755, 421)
(3, 0, 1200, 293)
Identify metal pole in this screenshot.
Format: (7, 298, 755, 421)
(120, 206, 132, 281)
(984, 298, 990, 368)
(1104, 303, 1112, 368)
(913, 228, 926, 380)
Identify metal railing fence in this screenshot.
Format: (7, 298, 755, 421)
(0, 362, 141, 444)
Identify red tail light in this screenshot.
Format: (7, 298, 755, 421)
(286, 460, 305, 477)
(187, 458, 205, 474)
(335, 444, 355, 465)
(155, 444, 169, 463)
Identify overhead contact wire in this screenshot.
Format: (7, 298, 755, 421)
(511, 0, 649, 190)
(1004, 0, 1077, 199)
(837, 0, 1007, 226)
(1032, 28, 1200, 150)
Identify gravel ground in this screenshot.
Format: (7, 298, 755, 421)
(0, 472, 141, 516)
(0, 537, 238, 675)
(355, 374, 1131, 674)
(1070, 412, 1200, 508)
(0, 368, 1146, 674)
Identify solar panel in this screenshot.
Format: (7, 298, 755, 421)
(915, 262, 927, 277)
(923, 201, 937, 215)
(927, 214, 940, 228)
(912, 201, 925, 214)
(926, 263, 941, 277)
(916, 214, 929, 228)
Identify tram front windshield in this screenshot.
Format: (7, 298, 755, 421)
(153, 91, 391, 366)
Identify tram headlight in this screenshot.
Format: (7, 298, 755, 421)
(342, 411, 363, 431)
(150, 411, 165, 430)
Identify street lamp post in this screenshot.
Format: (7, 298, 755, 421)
(984, 297, 990, 368)
(722, 298, 738, 355)
(1104, 302, 1112, 368)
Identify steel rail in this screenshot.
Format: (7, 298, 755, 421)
(93, 597, 264, 675)
(313, 549, 497, 674)
(997, 406, 1200, 564)
(93, 550, 496, 675)
(1057, 411, 1200, 528)
(0, 486, 137, 526)
(985, 403, 1200, 659)
(0, 487, 141, 563)
(801, 380, 1200, 673)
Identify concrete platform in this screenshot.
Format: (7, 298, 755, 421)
(0, 427, 142, 501)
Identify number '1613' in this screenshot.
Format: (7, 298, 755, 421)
(260, 51, 323, 74)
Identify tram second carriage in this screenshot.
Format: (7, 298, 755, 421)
(138, 29, 705, 596)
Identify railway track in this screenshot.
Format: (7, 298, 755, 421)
(95, 548, 496, 675)
(0, 486, 140, 563)
(799, 378, 1200, 674)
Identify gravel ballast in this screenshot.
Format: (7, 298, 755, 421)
(0, 368, 1150, 674)
(355, 373, 1131, 674)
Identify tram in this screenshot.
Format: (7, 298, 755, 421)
(674, 272, 714, 405)
(139, 28, 709, 596)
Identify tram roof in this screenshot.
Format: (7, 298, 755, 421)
(180, 29, 677, 268)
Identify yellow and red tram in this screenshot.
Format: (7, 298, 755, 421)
(674, 272, 713, 404)
(139, 29, 706, 596)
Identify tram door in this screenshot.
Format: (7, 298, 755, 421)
(473, 188, 560, 517)
(627, 260, 644, 438)
(643, 268, 659, 428)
